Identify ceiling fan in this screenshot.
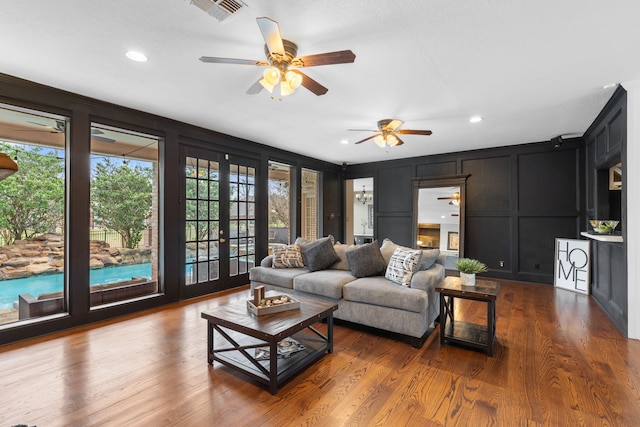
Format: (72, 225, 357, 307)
(438, 191, 460, 206)
(349, 119, 432, 148)
(199, 17, 356, 98)
(18, 120, 115, 143)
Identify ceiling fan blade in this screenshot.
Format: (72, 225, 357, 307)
(256, 17, 285, 56)
(92, 135, 115, 143)
(378, 119, 404, 132)
(437, 197, 454, 200)
(296, 50, 356, 67)
(291, 70, 328, 96)
(246, 79, 264, 95)
(199, 56, 266, 66)
(397, 129, 433, 135)
(354, 134, 379, 144)
(391, 135, 405, 146)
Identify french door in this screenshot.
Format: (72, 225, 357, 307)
(181, 146, 257, 297)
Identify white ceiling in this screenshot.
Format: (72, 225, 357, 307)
(1, 1, 638, 165)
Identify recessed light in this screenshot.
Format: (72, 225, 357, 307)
(602, 83, 617, 90)
(469, 116, 483, 123)
(340, 139, 349, 145)
(126, 51, 148, 62)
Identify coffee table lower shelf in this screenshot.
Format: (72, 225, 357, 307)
(208, 327, 330, 394)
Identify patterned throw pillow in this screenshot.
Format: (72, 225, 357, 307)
(272, 244, 305, 268)
(385, 247, 423, 286)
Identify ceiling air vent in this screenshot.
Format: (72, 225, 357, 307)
(191, 0, 247, 22)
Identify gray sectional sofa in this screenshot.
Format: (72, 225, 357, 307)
(249, 238, 444, 347)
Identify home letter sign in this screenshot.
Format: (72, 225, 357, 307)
(554, 238, 590, 295)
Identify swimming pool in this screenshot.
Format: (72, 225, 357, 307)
(0, 263, 152, 309)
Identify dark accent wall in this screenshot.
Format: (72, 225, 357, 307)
(583, 86, 627, 336)
(346, 139, 585, 284)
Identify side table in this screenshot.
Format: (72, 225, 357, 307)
(435, 276, 500, 356)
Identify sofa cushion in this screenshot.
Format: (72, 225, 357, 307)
(331, 242, 358, 270)
(342, 276, 427, 313)
(385, 247, 422, 286)
(293, 270, 356, 299)
(380, 238, 440, 270)
(272, 244, 305, 268)
(249, 266, 307, 289)
(346, 240, 386, 277)
(302, 237, 340, 272)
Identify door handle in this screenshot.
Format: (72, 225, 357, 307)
(220, 238, 226, 243)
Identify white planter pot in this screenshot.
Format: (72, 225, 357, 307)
(460, 272, 476, 286)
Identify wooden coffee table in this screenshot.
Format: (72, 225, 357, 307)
(436, 276, 500, 356)
(201, 293, 338, 394)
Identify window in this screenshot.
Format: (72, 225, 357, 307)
(0, 105, 67, 324)
(301, 168, 319, 241)
(90, 124, 160, 306)
(268, 162, 292, 253)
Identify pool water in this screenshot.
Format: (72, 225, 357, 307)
(0, 263, 152, 309)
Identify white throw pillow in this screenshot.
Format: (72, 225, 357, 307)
(385, 247, 423, 286)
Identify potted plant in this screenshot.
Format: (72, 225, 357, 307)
(455, 258, 488, 286)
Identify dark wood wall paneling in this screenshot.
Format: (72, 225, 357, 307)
(345, 139, 585, 285)
(0, 73, 341, 344)
(583, 86, 627, 336)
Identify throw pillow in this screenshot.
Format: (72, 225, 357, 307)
(272, 244, 305, 268)
(331, 242, 357, 270)
(419, 248, 440, 270)
(380, 238, 400, 265)
(302, 237, 340, 272)
(385, 247, 423, 286)
(346, 240, 387, 277)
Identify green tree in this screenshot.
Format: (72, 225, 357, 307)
(268, 180, 289, 227)
(0, 143, 64, 244)
(91, 158, 153, 249)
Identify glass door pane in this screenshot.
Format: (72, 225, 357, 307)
(185, 157, 219, 285)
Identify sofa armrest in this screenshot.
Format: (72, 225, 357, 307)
(410, 263, 445, 293)
(260, 255, 274, 267)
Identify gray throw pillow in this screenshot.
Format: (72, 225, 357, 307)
(419, 248, 440, 270)
(346, 240, 387, 277)
(302, 237, 340, 272)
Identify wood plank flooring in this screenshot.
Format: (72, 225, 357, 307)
(1, 280, 639, 426)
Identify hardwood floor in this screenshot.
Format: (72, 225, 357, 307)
(1, 280, 639, 426)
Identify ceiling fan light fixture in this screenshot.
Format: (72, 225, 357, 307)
(259, 78, 275, 93)
(386, 134, 399, 146)
(263, 67, 281, 86)
(285, 70, 302, 89)
(280, 80, 295, 96)
(373, 135, 386, 147)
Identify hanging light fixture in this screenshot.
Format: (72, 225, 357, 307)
(0, 152, 18, 181)
(355, 185, 372, 205)
(259, 67, 281, 93)
(259, 66, 304, 98)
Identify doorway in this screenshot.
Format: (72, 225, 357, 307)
(180, 146, 257, 298)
